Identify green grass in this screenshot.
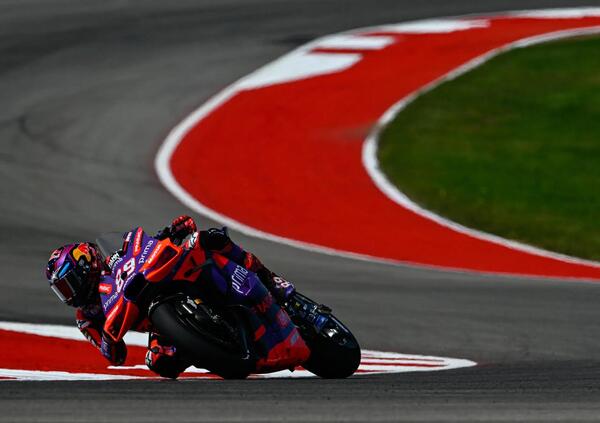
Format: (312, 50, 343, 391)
(378, 36, 600, 261)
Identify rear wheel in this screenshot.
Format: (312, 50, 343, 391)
(287, 293, 361, 378)
(301, 314, 361, 378)
(149, 297, 255, 379)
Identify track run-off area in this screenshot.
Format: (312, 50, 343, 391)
(158, 8, 600, 280)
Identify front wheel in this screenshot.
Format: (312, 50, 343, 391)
(149, 296, 255, 379)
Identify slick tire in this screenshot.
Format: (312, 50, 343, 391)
(150, 301, 254, 379)
(302, 318, 361, 379)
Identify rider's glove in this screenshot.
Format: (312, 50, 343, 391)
(155, 216, 197, 243)
(170, 215, 197, 241)
(100, 333, 127, 366)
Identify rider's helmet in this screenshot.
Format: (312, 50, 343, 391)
(45, 243, 103, 307)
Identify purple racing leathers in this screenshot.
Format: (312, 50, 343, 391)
(206, 253, 309, 372)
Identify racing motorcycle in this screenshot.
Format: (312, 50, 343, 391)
(96, 227, 361, 379)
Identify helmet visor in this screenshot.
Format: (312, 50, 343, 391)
(50, 265, 84, 305)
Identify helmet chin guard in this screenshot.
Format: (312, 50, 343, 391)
(46, 243, 101, 307)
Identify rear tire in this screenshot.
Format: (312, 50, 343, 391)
(150, 300, 254, 379)
(287, 293, 361, 378)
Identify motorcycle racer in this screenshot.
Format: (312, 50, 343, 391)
(45, 215, 304, 379)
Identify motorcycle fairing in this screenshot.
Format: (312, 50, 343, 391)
(95, 226, 311, 373)
(208, 252, 310, 372)
(100, 227, 169, 342)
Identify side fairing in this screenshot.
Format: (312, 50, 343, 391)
(99, 227, 159, 315)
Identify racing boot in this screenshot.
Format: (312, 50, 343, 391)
(244, 253, 296, 303)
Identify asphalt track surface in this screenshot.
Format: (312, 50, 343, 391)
(2, 1, 600, 421)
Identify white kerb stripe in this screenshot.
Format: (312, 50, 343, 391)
(314, 35, 396, 50)
(511, 8, 600, 19)
(376, 19, 489, 33)
(0, 369, 144, 381)
(0, 321, 148, 346)
(361, 25, 600, 270)
(155, 9, 600, 279)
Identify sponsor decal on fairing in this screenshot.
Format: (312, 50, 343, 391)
(98, 283, 112, 295)
(107, 252, 122, 270)
(138, 240, 155, 264)
(133, 228, 144, 257)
